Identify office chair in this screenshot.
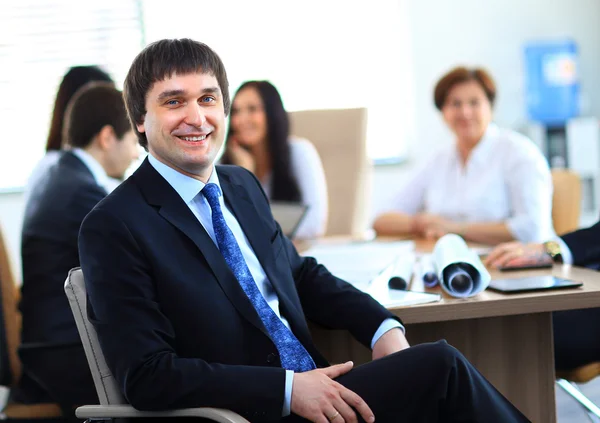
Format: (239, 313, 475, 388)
(289, 108, 371, 237)
(557, 363, 600, 421)
(0, 222, 64, 420)
(64, 268, 249, 422)
(551, 169, 582, 235)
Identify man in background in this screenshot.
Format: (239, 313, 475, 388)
(487, 223, 600, 374)
(15, 82, 139, 417)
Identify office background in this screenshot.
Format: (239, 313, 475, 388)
(1, 0, 600, 279)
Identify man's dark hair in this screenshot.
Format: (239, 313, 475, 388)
(63, 82, 131, 149)
(123, 38, 230, 150)
(46, 66, 114, 152)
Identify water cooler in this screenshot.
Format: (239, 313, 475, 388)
(524, 39, 599, 224)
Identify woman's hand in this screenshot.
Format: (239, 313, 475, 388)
(413, 214, 461, 239)
(227, 138, 256, 172)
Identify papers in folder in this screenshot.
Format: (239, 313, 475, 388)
(303, 241, 441, 307)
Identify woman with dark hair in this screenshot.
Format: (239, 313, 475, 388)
(24, 66, 114, 202)
(374, 66, 554, 245)
(222, 80, 328, 239)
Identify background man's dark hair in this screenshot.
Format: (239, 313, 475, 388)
(123, 38, 231, 150)
(63, 82, 131, 149)
(46, 66, 114, 152)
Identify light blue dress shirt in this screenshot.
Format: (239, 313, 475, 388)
(148, 154, 402, 415)
(555, 237, 573, 264)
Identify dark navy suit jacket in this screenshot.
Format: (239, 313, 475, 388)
(78, 160, 398, 420)
(19, 151, 106, 403)
(561, 220, 600, 268)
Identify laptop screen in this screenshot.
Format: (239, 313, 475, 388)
(270, 202, 309, 239)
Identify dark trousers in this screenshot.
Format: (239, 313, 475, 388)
(287, 341, 529, 423)
(554, 307, 600, 371)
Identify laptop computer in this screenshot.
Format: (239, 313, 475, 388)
(270, 202, 309, 239)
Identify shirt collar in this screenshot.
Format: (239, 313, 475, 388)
(71, 148, 111, 190)
(454, 122, 499, 168)
(147, 153, 222, 203)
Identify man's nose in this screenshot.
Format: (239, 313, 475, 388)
(185, 102, 207, 127)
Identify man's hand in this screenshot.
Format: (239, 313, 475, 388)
(372, 328, 410, 361)
(485, 241, 551, 268)
(291, 362, 375, 423)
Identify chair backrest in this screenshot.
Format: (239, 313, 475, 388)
(289, 108, 371, 237)
(0, 223, 21, 386)
(64, 268, 125, 405)
(551, 169, 582, 235)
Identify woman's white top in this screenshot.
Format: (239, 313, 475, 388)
(388, 124, 554, 242)
(261, 137, 328, 239)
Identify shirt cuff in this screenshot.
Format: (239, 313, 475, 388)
(282, 370, 294, 416)
(556, 236, 574, 265)
(370, 318, 405, 349)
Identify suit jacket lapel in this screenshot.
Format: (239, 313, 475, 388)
(134, 160, 268, 337)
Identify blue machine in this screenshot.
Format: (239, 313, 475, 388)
(524, 39, 580, 126)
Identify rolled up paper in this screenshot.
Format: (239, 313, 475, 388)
(432, 234, 491, 298)
(387, 255, 414, 290)
(418, 255, 439, 288)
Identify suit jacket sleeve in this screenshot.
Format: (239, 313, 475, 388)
(285, 237, 402, 348)
(79, 207, 286, 419)
(560, 220, 600, 266)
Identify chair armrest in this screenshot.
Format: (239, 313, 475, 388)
(76, 404, 250, 423)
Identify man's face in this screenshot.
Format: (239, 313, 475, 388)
(105, 130, 140, 179)
(137, 72, 226, 181)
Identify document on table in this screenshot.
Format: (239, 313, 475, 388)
(303, 241, 441, 307)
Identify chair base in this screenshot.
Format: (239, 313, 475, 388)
(557, 379, 600, 419)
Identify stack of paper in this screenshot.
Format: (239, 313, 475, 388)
(303, 241, 441, 307)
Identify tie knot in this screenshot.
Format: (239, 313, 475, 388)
(202, 183, 221, 209)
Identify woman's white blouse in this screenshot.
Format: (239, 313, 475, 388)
(389, 124, 554, 242)
(261, 137, 328, 239)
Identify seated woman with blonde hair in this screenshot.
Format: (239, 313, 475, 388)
(221, 80, 328, 239)
(374, 67, 554, 245)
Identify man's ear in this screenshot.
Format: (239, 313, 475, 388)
(136, 116, 146, 134)
(97, 125, 117, 150)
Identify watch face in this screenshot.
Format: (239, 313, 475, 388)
(545, 241, 562, 262)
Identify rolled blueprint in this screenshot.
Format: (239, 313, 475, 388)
(418, 254, 439, 288)
(387, 254, 415, 290)
(432, 234, 491, 298)
(370, 253, 415, 291)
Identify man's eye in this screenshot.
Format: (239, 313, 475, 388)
(201, 96, 216, 103)
(165, 99, 180, 106)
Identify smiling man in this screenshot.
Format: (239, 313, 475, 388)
(78, 39, 528, 423)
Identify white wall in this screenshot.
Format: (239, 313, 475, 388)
(2, 0, 600, 275)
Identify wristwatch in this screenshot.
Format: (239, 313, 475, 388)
(543, 240, 563, 263)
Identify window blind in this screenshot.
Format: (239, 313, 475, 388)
(0, 0, 144, 190)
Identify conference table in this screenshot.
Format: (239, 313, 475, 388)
(300, 237, 600, 423)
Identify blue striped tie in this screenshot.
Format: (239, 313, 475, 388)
(202, 183, 316, 372)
